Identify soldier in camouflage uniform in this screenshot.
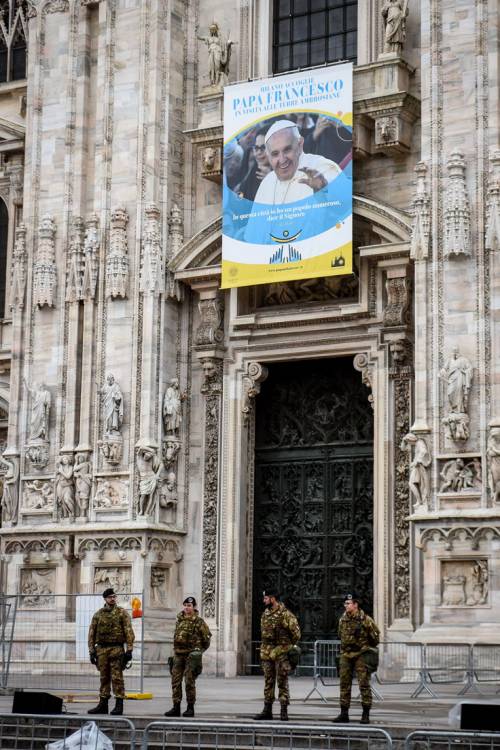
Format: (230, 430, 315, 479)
(88, 588, 135, 716)
(332, 592, 380, 725)
(164, 596, 211, 718)
(254, 589, 301, 722)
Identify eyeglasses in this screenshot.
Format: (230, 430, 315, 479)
(253, 144, 266, 152)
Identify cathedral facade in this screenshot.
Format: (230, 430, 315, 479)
(0, 0, 499, 676)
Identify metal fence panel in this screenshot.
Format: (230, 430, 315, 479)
(246, 641, 316, 676)
(4, 593, 145, 693)
(0, 595, 17, 690)
(405, 730, 500, 750)
(376, 641, 423, 685)
(0, 713, 136, 750)
(142, 720, 394, 750)
(472, 643, 500, 686)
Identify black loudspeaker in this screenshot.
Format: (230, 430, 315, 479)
(12, 690, 63, 715)
(461, 702, 500, 731)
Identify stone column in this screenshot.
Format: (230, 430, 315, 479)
(193, 282, 225, 620)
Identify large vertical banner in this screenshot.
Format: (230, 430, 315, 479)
(221, 63, 353, 289)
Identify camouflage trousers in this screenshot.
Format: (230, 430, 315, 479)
(339, 654, 371, 709)
(97, 646, 125, 700)
(261, 658, 291, 705)
(171, 654, 197, 704)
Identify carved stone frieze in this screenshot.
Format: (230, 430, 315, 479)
(443, 150, 471, 259)
(262, 275, 359, 306)
(94, 478, 129, 509)
(94, 566, 131, 593)
(33, 214, 57, 308)
(410, 162, 431, 260)
(401, 433, 431, 513)
(140, 203, 164, 296)
(22, 479, 54, 511)
(486, 424, 500, 503)
(147, 537, 182, 561)
(419, 525, 500, 552)
(439, 347, 473, 442)
(393, 375, 411, 618)
(20, 568, 55, 606)
(77, 536, 141, 560)
(196, 295, 224, 348)
(383, 275, 411, 327)
(242, 361, 268, 426)
(10, 223, 27, 310)
(106, 207, 129, 299)
(4, 537, 65, 561)
(66, 216, 85, 302)
(439, 457, 482, 494)
(82, 214, 100, 299)
(43, 0, 69, 13)
(151, 567, 169, 607)
(441, 560, 488, 606)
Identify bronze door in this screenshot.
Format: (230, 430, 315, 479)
(252, 358, 374, 642)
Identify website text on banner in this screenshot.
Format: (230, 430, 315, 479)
(222, 63, 353, 289)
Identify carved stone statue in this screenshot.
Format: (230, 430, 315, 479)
(198, 22, 234, 89)
(487, 426, 500, 503)
(162, 379, 185, 435)
(100, 374, 123, 436)
(24, 379, 51, 442)
(439, 347, 473, 441)
(74, 452, 92, 518)
(401, 433, 431, 512)
(54, 454, 76, 520)
(470, 560, 488, 605)
(136, 439, 163, 517)
(381, 0, 408, 55)
(0, 452, 19, 524)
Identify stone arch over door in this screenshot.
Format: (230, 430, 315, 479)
(170, 196, 413, 676)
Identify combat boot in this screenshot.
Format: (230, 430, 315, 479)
(280, 705, 288, 721)
(110, 698, 123, 716)
(332, 707, 349, 723)
(88, 698, 109, 715)
(360, 706, 370, 724)
(164, 703, 181, 717)
(183, 703, 195, 717)
(253, 702, 273, 720)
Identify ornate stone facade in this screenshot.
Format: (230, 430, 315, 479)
(0, 0, 499, 681)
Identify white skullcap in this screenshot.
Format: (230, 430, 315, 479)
(264, 120, 300, 144)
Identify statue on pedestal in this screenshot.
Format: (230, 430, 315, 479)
(198, 22, 235, 89)
(381, 0, 408, 55)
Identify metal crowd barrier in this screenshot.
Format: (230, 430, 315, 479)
(0, 595, 17, 690)
(472, 643, 500, 692)
(304, 639, 382, 702)
(2, 593, 151, 693)
(405, 730, 500, 750)
(142, 719, 394, 750)
(415, 643, 474, 698)
(0, 713, 136, 750)
(246, 640, 316, 676)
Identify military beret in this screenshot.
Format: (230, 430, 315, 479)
(343, 592, 360, 603)
(183, 596, 196, 606)
(102, 588, 116, 599)
(263, 589, 280, 599)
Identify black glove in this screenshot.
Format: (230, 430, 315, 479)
(89, 651, 97, 666)
(124, 650, 133, 664)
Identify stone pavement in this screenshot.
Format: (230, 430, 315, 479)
(2, 676, 500, 730)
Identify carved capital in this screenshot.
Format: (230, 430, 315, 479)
(242, 361, 268, 426)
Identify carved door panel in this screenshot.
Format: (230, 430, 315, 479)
(253, 358, 373, 643)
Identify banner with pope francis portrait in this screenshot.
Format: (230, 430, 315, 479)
(221, 63, 353, 289)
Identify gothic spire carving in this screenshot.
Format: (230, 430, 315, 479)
(106, 206, 129, 299)
(81, 213, 100, 299)
(140, 203, 164, 295)
(10, 223, 27, 310)
(410, 162, 430, 260)
(166, 203, 184, 301)
(485, 150, 500, 252)
(33, 214, 57, 308)
(66, 216, 85, 303)
(443, 150, 471, 259)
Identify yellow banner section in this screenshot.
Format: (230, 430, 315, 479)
(221, 241, 352, 289)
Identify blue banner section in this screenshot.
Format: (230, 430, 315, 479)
(224, 162, 352, 246)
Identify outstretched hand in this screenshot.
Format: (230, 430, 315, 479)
(297, 167, 327, 192)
